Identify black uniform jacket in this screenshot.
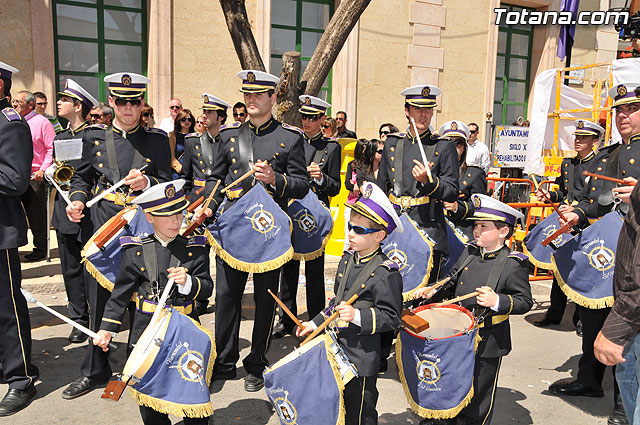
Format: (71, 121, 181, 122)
(209, 118, 309, 212)
(69, 123, 172, 229)
(549, 151, 597, 205)
(51, 120, 92, 237)
(574, 135, 640, 224)
(0, 104, 32, 249)
(100, 234, 213, 334)
(448, 165, 487, 227)
(312, 249, 403, 377)
(377, 130, 459, 252)
(303, 132, 341, 207)
(440, 243, 532, 358)
(180, 130, 222, 198)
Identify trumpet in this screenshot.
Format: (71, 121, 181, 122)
(47, 160, 75, 190)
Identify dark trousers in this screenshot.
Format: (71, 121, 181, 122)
(214, 257, 279, 376)
(0, 248, 39, 390)
(56, 232, 88, 326)
(457, 356, 502, 425)
(344, 375, 378, 425)
(20, 181, 47, 254)
(544, 277, 579, 325)
(80, 271, 112, 380)
(139, 405, 210, 425)
(279, 255, 326, 330)
(577, 305, 611, 389)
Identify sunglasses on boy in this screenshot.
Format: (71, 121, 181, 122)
(301, 114, 322, 121)
(348, 222, 382, 235)
(114, 97, 143, 107)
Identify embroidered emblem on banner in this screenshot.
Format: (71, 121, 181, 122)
(384, 243, 409, 272)
(583, 240, 615, 273)
(269, 389, 298, 424)
(294, 210, 317, 237)
(416, 357, 441, 386)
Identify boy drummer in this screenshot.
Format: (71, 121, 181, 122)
(93, 179, 213, 425)
(414, 194, 533, 425)
(297, 182, 404, 425)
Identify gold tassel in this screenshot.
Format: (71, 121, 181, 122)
(210, 238, 294, 273)
(551, 256, 614, 309)
(82, 258, 115, 292)
(130, 388, 213, 418)
(395, 335, 474, 419)
(521, 244, 552, 270)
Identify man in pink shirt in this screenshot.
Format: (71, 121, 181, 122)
(12, 90, 54, 261)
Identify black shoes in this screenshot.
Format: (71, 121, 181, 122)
(244, 374, 264, 392)
(548, 379, 604, 397)
(0, 385, 36, 416)
(68, 328, 88, 343)
(533, 317, 561, 327)
(271, 321, 294, 339)
(24, 251, 46, 262)
(576, 320, 583, 337)
(62, 376, 109, 400)
(608, 404, 630, 425)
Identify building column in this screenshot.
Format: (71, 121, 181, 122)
(332, 19, 359, 127)
(147, 0, 172, 118)
(30, 0, 56, 115)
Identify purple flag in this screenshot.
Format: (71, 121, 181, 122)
(557, 0, 581, 60)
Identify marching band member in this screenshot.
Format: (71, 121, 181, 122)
(377, 85, 459, 282)
(0, 61, 39, 417)
(51, 79, 99, 344)
(93, 179, 212, 425)
(439, 120, 487, 239)
(532, 120, 601, 331)
(273, 95, 341, 339)
(415, 194, 533, 425)
(64, 72, 172, 399)
(297, 182, 403, 425)
(208, 70, 309, 392)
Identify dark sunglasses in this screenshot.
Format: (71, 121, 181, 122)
(348, 222, 381, 235)
(379, 130, 390, 136)
(301, 114, 321, 121)
(376, 149, 384, 154)
(455, 140, 466, 146)
(89, 114, 101, 119)
(114, 98, 142, 107)
(233, 112, 246, 117)
(469, 130, 477, 134)
(142, 112, 154, 118)
(170, 105, 181, 110)
(321, 124, 330, 129)
(180, 117, 194, 122)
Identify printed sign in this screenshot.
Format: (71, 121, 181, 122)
(493, 125, 528, 168)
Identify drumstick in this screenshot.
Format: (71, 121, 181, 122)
(535, 183, 569, 222)
(187, 196, 204, 213)
(21, 288, 117, 351)
(410, 276, 450, 300)
(582, 171, 636, 186)
(301, 294, 359, 346)
(410, 117, 433, 184)
(433, 291, 479, 307)
(221, 155, 277, 194)
(86, 164, 149, 208)
(182, 180, 221, 237)
(268, 289, 303, 329)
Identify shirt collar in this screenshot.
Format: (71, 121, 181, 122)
(248, 116, 276, 136)
(354, 247, 381, 264)
(70, 120, 89, 136)
(113, 122, 140, 137)
(305, 131, 323, 143)
(408, 128, 431, 144)
(154, 233, 176, 247)
(630, 134, 640, 144)
(577, 151, 595, 163)
(481, 244, 505, 259)
(24, 110, 38, 121)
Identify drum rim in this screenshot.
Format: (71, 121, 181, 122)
(403, 303, 475, 340)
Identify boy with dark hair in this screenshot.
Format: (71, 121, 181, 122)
(415, 194, 533, 425)
(297, 182, 403, 425)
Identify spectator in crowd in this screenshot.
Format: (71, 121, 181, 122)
(89, 103, 113, 126)
(336, 110, 357, 139)
(373, 138, 384, 180)
(139, 103, 155, 129)
(343, 138, 376, 250)
(159, 97, 182, 133)
(321, 117, 337, 138)
(378, 122, 399, 142)
(233, 101, 247, 123)
(195, 114, 206, 133)
(169, 108, 195, 179)
(33, 92, 63, 134)
(466, 122, 490, 174)
(11, 90, 54, 261)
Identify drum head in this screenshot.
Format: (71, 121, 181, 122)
(407, 304, 474, 339)
(82, 206, 139, 257)
(122, 309, 171, 382)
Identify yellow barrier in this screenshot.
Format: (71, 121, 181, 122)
(326, 138, 357, 256)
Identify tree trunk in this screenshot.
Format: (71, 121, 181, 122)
(301, 0, 371, 96)
(273, 51, 303, 126)
(219, 0, 265, 71)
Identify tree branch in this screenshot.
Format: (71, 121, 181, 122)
(219, 0, 265, 71)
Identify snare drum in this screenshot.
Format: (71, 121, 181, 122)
(397, 304, 478, 419)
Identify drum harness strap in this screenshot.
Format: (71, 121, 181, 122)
(566, 159, 575, 204)
(598, 145, 628, 214)
(104, 126, 145, 200)
(140, 237, 183, 310)
(235, 122, 255, 196)
(393, 137, 438, 219)
(199, 132, 215, 177)
(334, 253, 384, 313)
(474, 247, 509, 327)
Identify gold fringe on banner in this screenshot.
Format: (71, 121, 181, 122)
(402, 217, 435, 303)
(131, 388, 214, 419)
(551, 256, 614, 309)
(395, 334, 474, 419)
(292, 227, 334, 261)
(82, 258, 115, 292)
(322, 335, 347, 425)
(521, 244, 552, 270)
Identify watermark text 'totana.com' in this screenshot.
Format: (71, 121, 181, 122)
(494, 8, 629, 26)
